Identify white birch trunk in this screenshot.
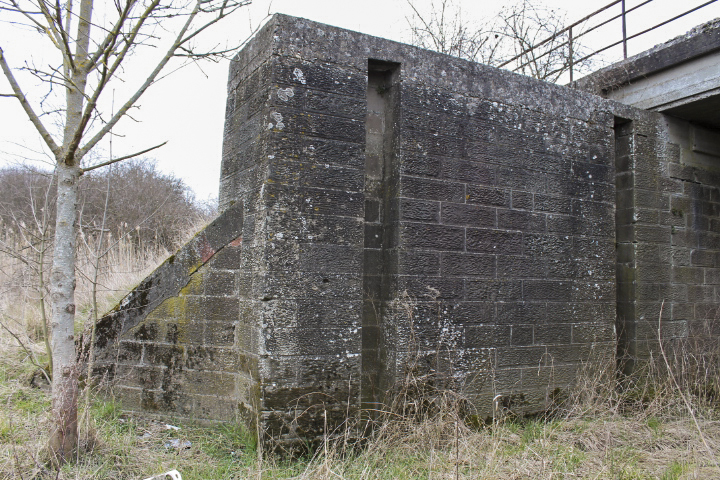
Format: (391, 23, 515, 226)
(47, 0, 93, 462)
(48, 162, 81, 462)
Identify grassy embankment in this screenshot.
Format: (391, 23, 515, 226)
(1, 229, 719, 479)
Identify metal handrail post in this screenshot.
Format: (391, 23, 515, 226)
(622, 0, 628, 58)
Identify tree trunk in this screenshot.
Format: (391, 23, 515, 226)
(0, 0, 250, 467)
(48, 0, 93, 462)
(48, 162, 81, 464)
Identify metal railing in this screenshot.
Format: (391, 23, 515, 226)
(498, 0, 719, 83)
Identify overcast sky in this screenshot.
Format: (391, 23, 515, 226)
(1, 0, 717, 201)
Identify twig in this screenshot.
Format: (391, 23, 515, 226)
(455, 418, 459, 480)
(81, 141, 167, 173)
(0, 317, 50, 383)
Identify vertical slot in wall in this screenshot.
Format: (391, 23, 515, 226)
(362, 60, 400, 413)
(615, 117, 637, 375)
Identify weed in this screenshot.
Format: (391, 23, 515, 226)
(549, 444, 585, 473)
(646, 415, 661, 437)
(10, 389, 49, 415)
(0, 418, 21, 444)
(91, 399, 122, 421)
(660, 460, 687, 480)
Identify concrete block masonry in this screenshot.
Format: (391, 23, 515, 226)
(91, 14, 720, 451)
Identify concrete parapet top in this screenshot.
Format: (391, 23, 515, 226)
(573, 17, 720, 96)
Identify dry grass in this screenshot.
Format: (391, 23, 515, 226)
(2, 332, 720, 479)
(2, 227, 720, 478)
(286, 343, 720, 480)
(0, 215, 207, 349)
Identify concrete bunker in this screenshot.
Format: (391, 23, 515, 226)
(90, 14, 720, 449)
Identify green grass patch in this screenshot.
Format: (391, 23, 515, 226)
(0, 417, 23, 444)
(10, 388, 50, 415)
(660, 460, 688, 480)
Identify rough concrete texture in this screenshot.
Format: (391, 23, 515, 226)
(91, 201, 251, 422)
(92, 14, 720, 451)
(616, 115, 720, 374)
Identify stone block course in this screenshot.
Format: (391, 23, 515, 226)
(466, 186, 511, 207)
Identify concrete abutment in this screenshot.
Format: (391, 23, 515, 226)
(90, 14, 720, 450)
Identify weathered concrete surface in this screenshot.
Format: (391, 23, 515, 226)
(576, 17, 720, 373)
(220, 14, 620, 448)
(91, 201, 253, 422)
(91, 14, 720, 451)
(574, 18, 720, 129)
(615, 114, 720, 374)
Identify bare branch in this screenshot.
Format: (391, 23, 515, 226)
(27, 0, 75, 71)
(0, 241, 31, 265)
(86, 0, 134, 73)
(81, 141, 167, 173)
(0, 46, 60, 156)
(72, 0, 163, 157)
(62, 0, 95, 163)
(57, 0, 76, 73)
(177, 1, 250, 46)
(407, 0, 587, 81)
(0, 316, 51, 383)
(77, 0, 201, 157)
(174, 43, 240, 58)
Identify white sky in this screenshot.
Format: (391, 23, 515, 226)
(0, 0, 718, 201)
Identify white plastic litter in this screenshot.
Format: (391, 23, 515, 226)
(164, 424, 181, 431)
(164, 439, 192, 449)
(142, 469, 182, 480)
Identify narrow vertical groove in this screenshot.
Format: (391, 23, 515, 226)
(615, 118, 636, 375)
(362, 60, 400, 414)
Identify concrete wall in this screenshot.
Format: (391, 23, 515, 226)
(91, 202, 251, 421)
(91, 14, 720, 451)
(235, 15, 619, 437)
(616, 116, 720, 373)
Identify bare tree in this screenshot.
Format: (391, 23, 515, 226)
(0, 0, 250, 464)
(407, 0, 501, 63)
(407, 0, 592, 82)
(494, 0, 579, 82)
